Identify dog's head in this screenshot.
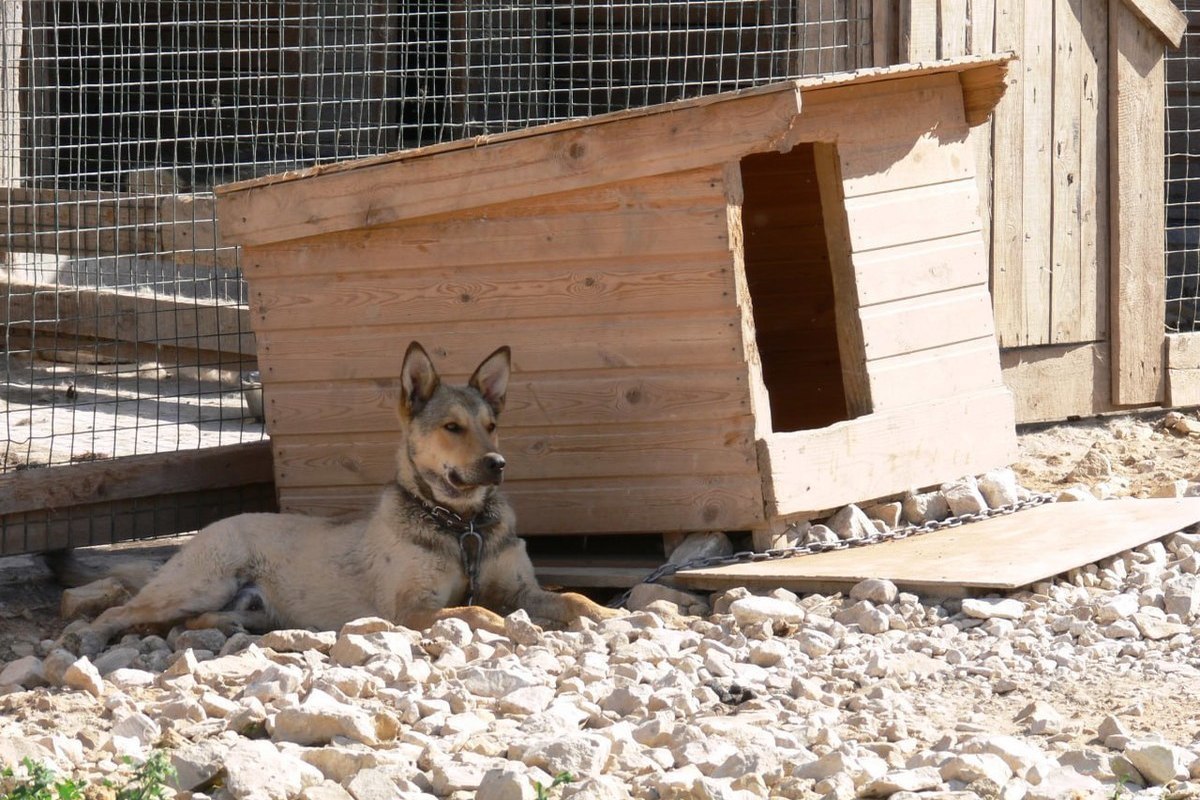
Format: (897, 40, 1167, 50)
(398, 342, 511, 515)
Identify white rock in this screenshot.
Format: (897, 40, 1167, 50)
(345, 767, 405, 800)
(459, 665, 548, 697)
(941, 476, 988, 516)
(939, 753, 1012, 785)
(667, 531, 733, 565)
(1023, 768, 1105, 800)
(60, 577, 130, 619)
(169, 739, 231, 791)
(1125, 740, 1192, 784)
(270, 688, 380, 745)
(1095, 593, 1141, 623)
(62, 657, 104, 697)
(961, 597, 1026, 621)
(259, 629, 337, 653)
(1133, 613, 1189, 641)
(330, 632, 412, 666)
(110, 712, 161, 748)
(859, 767, 943, 797)
(1164, 575, 1200, 621)
(477, 766, 538, 800)
(835, 601, 890, 634)
(828, 504, 876, 540)
(222, 739, 324, 800)
(978, 468, 1022, 508)
(902, 491, 950, 524)
(850, 578, 899, 605)
(1016, 700, 1063, 736)
(0, 656, 45, 688)
(728, 596, 805, 627)
(497, 685, 556, 716)
(520, 733, 613, 776)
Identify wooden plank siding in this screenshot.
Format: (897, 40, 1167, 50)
(240, 165, 765, 535)
(877, 1, 1177, 420)
(218, 59, 1017, 537)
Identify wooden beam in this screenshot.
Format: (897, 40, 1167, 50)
(901, 0, 939, 61)
(1167, 332, 1200, 407)
(1119, 0, 1188, 48)
(758, 387, 1017, 518)
(0, 278, 256, 356)
(1109, 0, 1168, 405)
(1000, 342, 1122, 423)
(872, 0, 901, 67)
(0, 440, 274, 517)
(0, 483, 277, 557)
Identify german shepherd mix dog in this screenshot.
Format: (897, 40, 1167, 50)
(64, 343, 620, 656)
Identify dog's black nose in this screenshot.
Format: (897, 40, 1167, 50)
(483, 453, 506, 478)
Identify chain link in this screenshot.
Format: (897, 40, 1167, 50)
(609, 493, 1056, 608)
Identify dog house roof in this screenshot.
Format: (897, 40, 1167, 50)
(216, 53, 1012, 249)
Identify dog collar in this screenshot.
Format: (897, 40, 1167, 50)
(398, 488, 490, 605)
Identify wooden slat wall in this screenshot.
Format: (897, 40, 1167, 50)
(756, 73, 1016, 517)
(246, 167, 766, 535)
(880, 0, 1180, 418)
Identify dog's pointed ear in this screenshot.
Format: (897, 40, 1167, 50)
(469, 346, 511, 415)
(400, 341, 440, 418)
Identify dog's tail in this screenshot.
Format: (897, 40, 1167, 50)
(43, 549, 162, 592)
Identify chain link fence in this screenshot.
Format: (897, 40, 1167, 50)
(1167, 0, 1200, 333)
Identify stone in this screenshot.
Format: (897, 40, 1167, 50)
(298, 783, 356, 800)
(520, 733, 613, 776)
(859, 767, 943, 797)
(271, 688, 380, 745)
(940, 476, 988, 516)
(62, 657, 104, 697)
(939, 753, 1012, 785)
(804, 524, 839, 546)
(728, 596, 805, 627)
(1057, 486, 1098, 502)
(827, 504, 877, 540)
(667, 531, 733, 565)
(330, 632, 412, 667)
(978, 468, 1022, 508)
(961, 597, 1026, 621)
(1133, 613, 1189, 641)
(173, 628, 228, 654)
(41, 648, 78, 686)
(110, 712, 161, 749)
(1124, 740, 1192, 784)
(1016, 700, 1063, 736)
(1151, 479, 1190, 498)
(477, 767, 538, 800)
(863, 502, 903, 529)
(345, 768, 404, 800)
(92, 646, 140, 676)
(626, 583, 710, 616)
(1164, 575, 1200, 621)
(834, 601, 890, 634)
(850, 578, 899, 605)
(902, 491, 950, 525)
(0, 655, 45, 688)
(1066, 444, 1112, 482)
(1095, 594, 1140, 623)
(260, 629, 337, 653)
(221, 739, 324, 800)
(496, 686, 556, 716)
(60, 577, 131, 619)
(1022, 768, 1105, 800)
(459, 665, 548, 698)
(169, 739, 231, 791)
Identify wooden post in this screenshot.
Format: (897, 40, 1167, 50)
(0, 0, 21, 194)
(1109, 0, 1167, 405)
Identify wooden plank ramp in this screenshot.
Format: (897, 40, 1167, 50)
(672, 498, 1200, 598)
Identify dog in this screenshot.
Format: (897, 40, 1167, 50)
(63, 342, 620, 655)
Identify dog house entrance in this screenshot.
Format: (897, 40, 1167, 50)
(740, 143, 868, 432)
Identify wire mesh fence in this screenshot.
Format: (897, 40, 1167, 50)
(0, 1, 870, 547)
(1167, 1, 1200, 334)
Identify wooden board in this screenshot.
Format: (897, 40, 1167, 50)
(1000, 342, 1122, 423)
(1109, 0, 1168, 406)
(675, 497, 1200, 596)
(1167, 332, 1200, 407)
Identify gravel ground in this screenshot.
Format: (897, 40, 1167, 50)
(0, 410, 1199, 800)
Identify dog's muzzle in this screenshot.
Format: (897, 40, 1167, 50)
(482, 452, 506, 485)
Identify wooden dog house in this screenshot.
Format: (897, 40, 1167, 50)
(215, 54, 1018, 545)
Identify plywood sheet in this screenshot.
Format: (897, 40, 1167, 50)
(674, 498, 1200, 597)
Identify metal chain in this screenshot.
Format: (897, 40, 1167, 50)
(459, 526, 483, 605)
(609, 492, 1057, 608)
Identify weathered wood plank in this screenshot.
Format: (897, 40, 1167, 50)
(1110, 0, 1168, 405)
(1119, 0, 1188, 47)
(1167, 332, 1200, 407)
(1, 483, 277, 557)
(872, 0, 900, 67)
(938, 0, 969, 58)
(676, 498, 1200, 595)
(216, 87, 803, 247)
(256, 312, 743, 383)
(853, 234, 987, 308)
(272, 420, 759, 486)
(901, 0, 939, 60)
(0, 441, 273, 517)
(1, 279, 256, 356)
(1051, 0, 1085, 344)
(842, 178, 981, 254)
(1000, 342, 1120, 423)
(758, 387, 1017, 517)
(279, 474, 766, 535)
(868, 336, 1005, 410)
(1081, 0, 1110, 341)
(262, 370, 753, 435)
(249, 258, 737, 332)
(859, 286, 996, 360)
(967, 0, 996, 256)
(990, 0, 1029, 347)
(1021, 0, 1055, 345)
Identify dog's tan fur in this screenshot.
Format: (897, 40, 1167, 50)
(66, 343, 618, 655)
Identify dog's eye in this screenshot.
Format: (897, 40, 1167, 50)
(486, 422, 497, 433)
(444, 422, 462, 433)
